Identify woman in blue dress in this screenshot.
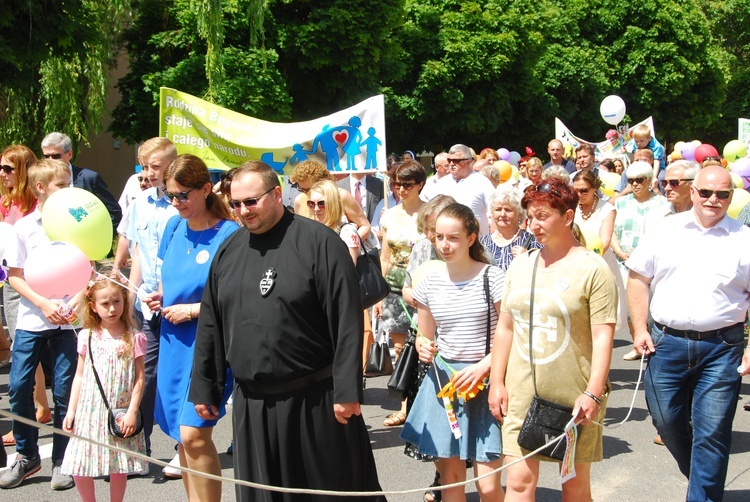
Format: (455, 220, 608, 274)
(144, 154, 238, 501)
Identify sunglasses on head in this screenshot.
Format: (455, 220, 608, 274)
(306, 199, 326, 209)
(659, 179, 693, 189)
(165, 188, 195, 203)
(228, 187, 275, 209)
(531, 182, 562, 197)
(0, 165, 15, 174)
(628, 177, 647, 184)
(43, 153, 63, 160)
(694, 188, 732, 200)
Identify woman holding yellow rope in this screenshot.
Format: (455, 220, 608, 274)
(400, 203, 504, 502)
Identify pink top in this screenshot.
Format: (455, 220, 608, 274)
(77, 329, 147, 359)
(0, 196, 37, 225)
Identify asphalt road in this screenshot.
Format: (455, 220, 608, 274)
(1, 331, 749, 501)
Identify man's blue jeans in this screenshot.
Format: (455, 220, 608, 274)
(645, 323, 744, 502)
(8, 327, 77, 463)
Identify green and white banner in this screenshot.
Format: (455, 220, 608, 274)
(159, 88, 387, 174)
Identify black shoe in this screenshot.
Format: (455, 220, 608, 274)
(744, 400, 750, 412)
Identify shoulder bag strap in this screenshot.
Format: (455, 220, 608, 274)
(484, 265, 492, 355)
(88, 331, 113, 412)
(527, 252, 541, 396)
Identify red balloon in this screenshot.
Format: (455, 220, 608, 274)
(694, 144, 719, 163)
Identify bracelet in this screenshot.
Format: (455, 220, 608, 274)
(186, 306, 192, 321)
(583, 390, 601, 405)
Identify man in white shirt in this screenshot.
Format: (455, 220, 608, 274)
(420, 152, 450, 201)
(425, 144, 494, 234)
(626, 166, 750, 502)
(660, 160, 697, 214)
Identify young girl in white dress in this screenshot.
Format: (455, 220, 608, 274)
(61, 276, 147, 502)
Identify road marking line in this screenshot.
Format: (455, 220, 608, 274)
(1, 442, 53, 472)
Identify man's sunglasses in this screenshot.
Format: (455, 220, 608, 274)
(43, 153, 63, 160)
(694, 188, 732, 200)
(659, 179, 693, 189)
(165, 188, 195, 203)
(228, 187, 275, 209)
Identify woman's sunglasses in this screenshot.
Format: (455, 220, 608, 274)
(306, 200, 326, 209)
(165, 188, 195, 202)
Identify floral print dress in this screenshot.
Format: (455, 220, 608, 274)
(60, 329, 147, 476)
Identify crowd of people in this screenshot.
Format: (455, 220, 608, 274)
(0, 129, 749, 502)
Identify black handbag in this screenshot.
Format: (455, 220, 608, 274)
(365, 317, 393, 377)
(516, 253, 573, 461)
(387, 329, 419, 400)
(88, 332, 144, 439)
(355, 232, 390, 309)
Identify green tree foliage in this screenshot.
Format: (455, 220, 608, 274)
(383, 0, 725, 153)
(0, 0, 128, 150)
(16, 0, 740, 157)
(267, 0, 405, 120)
(110, 0, 292, 144)
(700, 0, 750, 142)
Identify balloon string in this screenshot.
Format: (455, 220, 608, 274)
(91, 268, 143, 298)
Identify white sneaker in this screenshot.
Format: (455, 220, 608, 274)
(622, 349, 641, 361)
(162, 454, 182, 479)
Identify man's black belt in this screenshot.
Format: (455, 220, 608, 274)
(240, 365, 333, 395)
(655, 321, 743, 341)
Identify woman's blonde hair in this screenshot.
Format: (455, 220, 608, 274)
(83, 274, 138, 356)
(308, 179, 344, 230)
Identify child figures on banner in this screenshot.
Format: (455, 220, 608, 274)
(61, 274, 147, 502)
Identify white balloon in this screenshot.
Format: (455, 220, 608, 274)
(600, 95, 626, 125)
(0, 222, 15, 263)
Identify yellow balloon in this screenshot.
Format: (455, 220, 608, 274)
(598, 171, 621, 197)
(730, 172, 744, 189)
(495, 160, 513, 182)
(580, 229, 603, 255)
(42, 187, 113, 260)
(510, 165, 520, 181)
(728, 189, 750, 219)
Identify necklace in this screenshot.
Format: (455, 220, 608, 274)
(579, 196, 598, 221)
(186, 221, 211, 254)
(492, 227, 521, 246)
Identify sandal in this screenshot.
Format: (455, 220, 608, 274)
(383, 411, 407, 427)
(2, 430, 15, 446)
(423, 470, 441, 502)
(36, 410, 52, 424)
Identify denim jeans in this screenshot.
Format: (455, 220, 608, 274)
(645, 323, 744, 502)
(8, 327, 77, 463)
(134, 308, 161, 456)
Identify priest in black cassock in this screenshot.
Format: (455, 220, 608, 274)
(189, 160, 384, 502)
